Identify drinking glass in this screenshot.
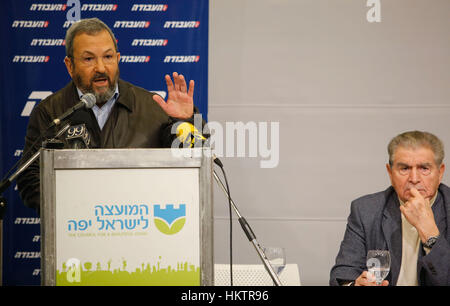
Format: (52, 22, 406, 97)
(263, 247, 286, 275)
(366, 250, 390, 285)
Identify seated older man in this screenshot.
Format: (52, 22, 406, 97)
(330, 131, 450, 286)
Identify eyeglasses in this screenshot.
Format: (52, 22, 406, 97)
(71, 53, 117, 67)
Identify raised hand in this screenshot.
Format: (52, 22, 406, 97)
(153, 72, 195, 119)
(400, 187, 440, 243)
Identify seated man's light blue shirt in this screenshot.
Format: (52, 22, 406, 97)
(76, 84, 120, 130)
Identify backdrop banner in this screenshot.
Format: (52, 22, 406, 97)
(0, 0, 208, 285)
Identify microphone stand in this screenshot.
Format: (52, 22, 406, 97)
(1, 97, 94, 216)
(1, 98, 94, 201)
(212, 167, 282, 286)
(0, 123, 70, 219)
(0, 123, 69, 286)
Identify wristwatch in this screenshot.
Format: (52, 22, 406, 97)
(423, 235, 440, 250)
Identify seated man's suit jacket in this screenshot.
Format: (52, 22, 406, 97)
(330, 184, 450, 286)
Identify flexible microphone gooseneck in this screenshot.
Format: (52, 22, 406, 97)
(1, 94, 96, 186)
(212, 156, 282, 286)
(213, 156, 233, 286)
(48, 93, 96, 128)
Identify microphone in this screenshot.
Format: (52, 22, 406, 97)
(175, 122, 206, 148)
(65, 107, 98, 148)
(212, 154, 224, 168)
(65, 123, 91, 149)
(48, 93, 96, 128)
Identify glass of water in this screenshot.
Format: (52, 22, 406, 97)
(263, 247, 286, 275)
(366, 250, 390, 285)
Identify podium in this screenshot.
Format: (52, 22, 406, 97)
(40, 148, 213, 286)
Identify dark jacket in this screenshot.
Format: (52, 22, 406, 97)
(17, 79, 189, 213)
(330, 184, 450, 286)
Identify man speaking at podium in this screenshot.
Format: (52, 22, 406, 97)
(17, 18, 201, 215)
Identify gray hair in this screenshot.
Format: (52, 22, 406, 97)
(388, 130, 445, 166)
(65, 18, 118, 58)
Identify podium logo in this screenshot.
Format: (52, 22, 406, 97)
(153, 204, 186, 235)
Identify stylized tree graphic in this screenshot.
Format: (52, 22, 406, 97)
(84, 262, 92, 272)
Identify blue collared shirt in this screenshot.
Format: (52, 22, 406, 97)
(76, 84, 120, 130)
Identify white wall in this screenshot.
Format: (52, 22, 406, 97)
(209, 0, 450, 285)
